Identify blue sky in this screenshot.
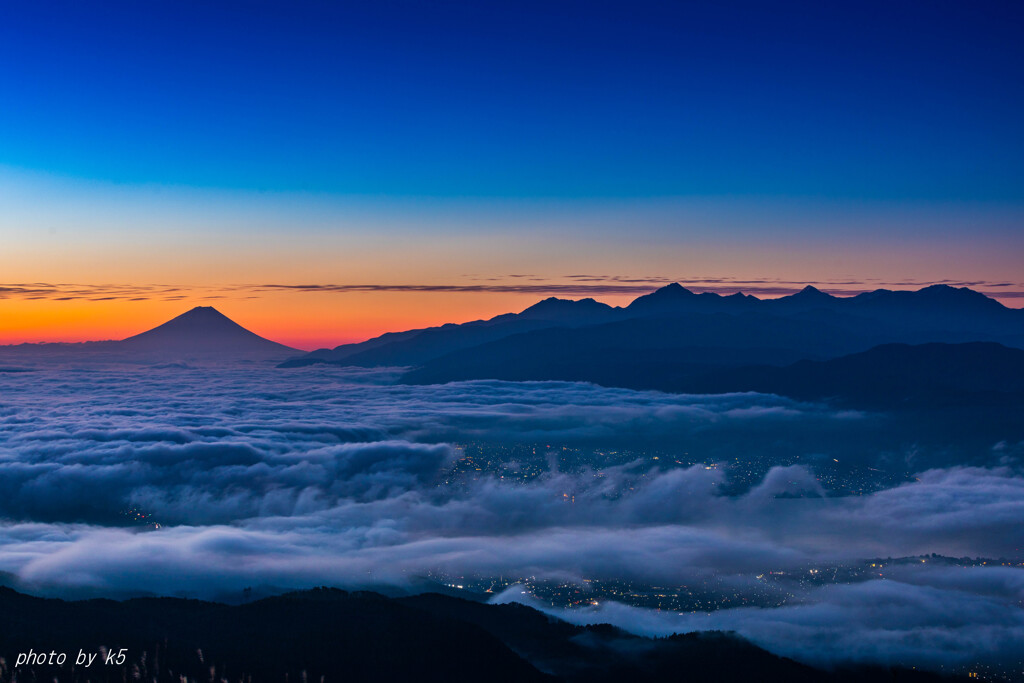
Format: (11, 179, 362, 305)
(1, 1, 1022, 345)
(2, 0, 1022, 199)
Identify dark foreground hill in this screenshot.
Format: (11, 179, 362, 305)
(0, 586, 968, 683)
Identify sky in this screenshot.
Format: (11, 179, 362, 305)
(1, 0, 1023, 348)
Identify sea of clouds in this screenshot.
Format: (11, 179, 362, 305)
(0, 361, 1021, 672)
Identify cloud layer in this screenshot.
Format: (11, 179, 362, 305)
(496, 567, 1024, 670)
(0, 362, 1021, 673)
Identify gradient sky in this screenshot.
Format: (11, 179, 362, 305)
(1, 0, 1022, 349)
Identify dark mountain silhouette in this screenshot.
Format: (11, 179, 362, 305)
(400, 311, 874, 388)
(517, 296, 619, 322)
(282, 285, 1024, 375)
(681, 342, 1024, 408)
(281, 297, 618, 368)
(626, 282, 760, 315)
(404, 338, 1024, 409)
(401, 592, 974, 683)
(765, 284, 838, 312)
(118, 306, 297, 357)
(0, 586, 966, 683)
(274, 283, 1024, 408)
(0, 307, 298, 362)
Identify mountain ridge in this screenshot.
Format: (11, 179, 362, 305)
(281, 284, 1024, 372)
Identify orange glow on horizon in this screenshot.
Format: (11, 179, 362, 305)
(2, 286, 1021, 351)
(0, 291, 636, 351)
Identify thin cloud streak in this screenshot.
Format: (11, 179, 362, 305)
(2, 278, 1024, 303)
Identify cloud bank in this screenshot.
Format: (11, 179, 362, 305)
(0, 363, 1021, 674)
(495, 567, 1024, 670)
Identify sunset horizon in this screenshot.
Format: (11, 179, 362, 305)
(4, 277, 1023, 351)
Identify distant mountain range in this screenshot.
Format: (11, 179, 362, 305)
(0, 586, 961, 683)
(661, 342, 1024, 408)
(4, 287, 1023, 407)
(0, 307, 297, 361)
(281, 284, 1024, 407)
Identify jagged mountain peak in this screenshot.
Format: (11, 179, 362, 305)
(522, 296, 608, 311)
